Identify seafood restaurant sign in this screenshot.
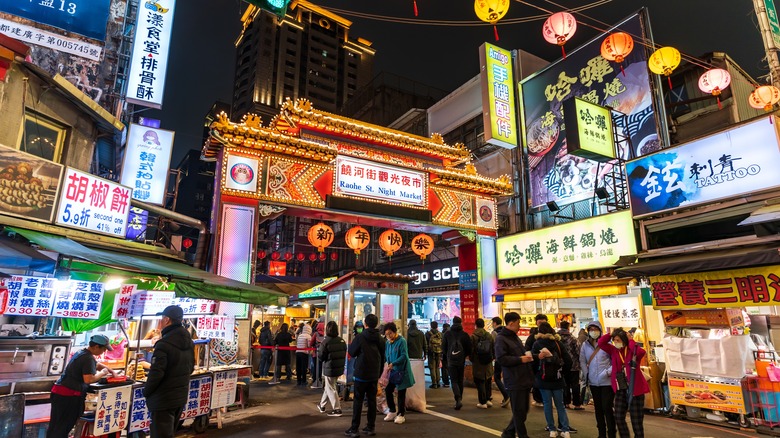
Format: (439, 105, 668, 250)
(625, 116, 780, 217)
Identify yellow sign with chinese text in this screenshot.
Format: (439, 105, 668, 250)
(565, 97, 615, 161)
(651, 266, 780, 309)
(668, 376, 746, 413)
(480, 43, 518, 149)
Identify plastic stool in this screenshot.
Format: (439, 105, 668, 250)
(234, 381, 247, 410)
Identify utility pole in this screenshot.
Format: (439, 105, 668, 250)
(754, 0, 780, 87)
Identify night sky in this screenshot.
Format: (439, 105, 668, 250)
(153, 0, 766, 165)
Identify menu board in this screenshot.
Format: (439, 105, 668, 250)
(173, 297, 217, 315)
(0, 276, 55, 317)
(210, 370, 238, 409)
(181, 375, 213, 420)
(95, 385, 132, 435)
(668, 375, 746, 414)
(52, 280, 104, 319)
(197, 316, 235, 342)
(129, 387, 151, 433)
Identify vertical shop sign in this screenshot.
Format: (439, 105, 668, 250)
(765, 0, 780, 49)
(120, 124, 174, 205)
(52, 280, 104, 319)
(55, 168, 131, 237)
(95, 385, 131, 435)
(125, 0, 176, 109)
(460, 290, 479, 332)
(479, 42, 518, 149)
(129, 387, 151, 433)
(0, 276, 56, 316)
(197, 315, 235, 341)
(112, 284, 136, 320)
(181, 375, 212, 419)
(125, 207, 149, 241)
(210, 370, 238, 409)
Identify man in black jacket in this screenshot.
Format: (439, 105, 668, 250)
(441, 316, 472, 410)
(496, 312, 550, 438)
(345, 313, 385, 438)
(144, 305, 195, 438)
(525, 313, 548, 406)
(491, 316, 510, 407)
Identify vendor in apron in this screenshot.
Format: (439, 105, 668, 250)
(47, 334, 118, 438)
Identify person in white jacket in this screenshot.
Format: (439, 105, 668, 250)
(296, 323, 313, 386)
(579, 320, 615, 438)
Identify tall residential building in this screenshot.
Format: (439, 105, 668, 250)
(232, 0, 375, 121)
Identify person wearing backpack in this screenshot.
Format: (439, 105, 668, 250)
(580, 321, 615, 438)
(426, 321, 444, 388)
(526, 314, 548, 407)
(532, 322, 573, 438)
(317, 321, 347, 417)
(470, 318, 494, 408)
(407, 319, 426, 360)
(441, 316, 472, 410)
(558, 320, 583, 410)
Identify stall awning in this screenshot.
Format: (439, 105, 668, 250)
(10, 227, 288, 306)
(493, 278, 630, 302)
(0, 236, 56, 273)
(255, 274, 323, 296)
(615, 245, 780, 278)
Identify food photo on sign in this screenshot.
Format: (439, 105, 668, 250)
(0, 144, 64, 222)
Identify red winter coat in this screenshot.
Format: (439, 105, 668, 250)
(597, 334, 650, 397)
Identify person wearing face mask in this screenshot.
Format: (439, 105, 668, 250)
(598, 328, 650, 438)
(580, 321, 615, 438)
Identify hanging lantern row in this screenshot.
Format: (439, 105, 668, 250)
(475, 0, 509, 41)
(411, 233, 434, 260)
(307, 222, 334, 252)
(345, 225, 371, 255)
(258, 250, 336, 261)
(378, 229, 403, 257)
(542, 11, 576, 59)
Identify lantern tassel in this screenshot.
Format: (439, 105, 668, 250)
(561, 45, 566, 59)
(620, 63, 625, 77)
(413, 0, 418, 16)
(494, 25, 499, 41)
(667, 76, 673, 90)
(717, 96, 722, 110)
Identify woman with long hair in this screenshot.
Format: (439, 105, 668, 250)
(317, 321, 346, 416)
(274, 323, 293, 380)
(383, 322, 415, 424)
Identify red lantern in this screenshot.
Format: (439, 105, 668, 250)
(345, 225, 370, 255)
(319, 253, 327, 261)
(330, 252, 338, 261)
(309, 253, 317, 261)
(543, 12, 577, 58)
(411, 233, 434, 261)
(257, 250, 267, 259)
(378, 229, 403, 257)
(182, 238, 193, 249)
(297, 253, 305, 261)
(600, 32, 633, 75)
(307, 222, 334, 252)
(698, 68, 731, 109)
(271, 251, 280, 260)
(284, 252, 293, 261)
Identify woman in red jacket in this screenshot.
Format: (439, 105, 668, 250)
(597, 328, 649, 438)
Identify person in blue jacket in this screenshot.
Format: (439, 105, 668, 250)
(383, 321, 415, 424)
(579, 320, 615, 438)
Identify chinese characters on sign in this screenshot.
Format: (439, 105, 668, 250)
(95, 384, 131, 435)
(0, 276, 55, 317)
(125, 0, 176, 109)
(626, 116, 780, 216)
(210, 370, 238, 409)
(460, 289, 479, 333)
(172, 297, 217, 315)
(651, 267, 780, 309)
(334, 156, 426, 207)
(479, 43, 517, 149)
(197, 316, 236, 341)
(52, 280, 104, 319)
(496, 210, 636, 279)
(112, 284, 136, 319)
(599, 296, 640, 328)
(125, 207, 148, 241)
(180, 375, 212, 420)
(129, 291, 175, 317)
(120, 124, 174, 205)
(0, 18, 102, 61)
(55, 168, 131, 237)
(0, 0, 112, 41)
(564, 97, 615, 161)
(129, 387, 151, 433)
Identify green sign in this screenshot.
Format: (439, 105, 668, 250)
(247, 0, 291, 18)
(765, 0, 780, 49)
(479, 43, 518, 149)
(496, 210, 636, 279)
(297, 277, 337, 299)
(564, 97, 615, 162)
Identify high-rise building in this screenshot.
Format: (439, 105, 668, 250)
(232, 0, 375, 121)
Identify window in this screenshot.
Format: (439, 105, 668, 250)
(19, 112, 66, 162)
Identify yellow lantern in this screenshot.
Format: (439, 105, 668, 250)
(307, 222, 334, 252)
(749, 85, 780, 112)
(600, 32, 633, 75)
(474, 0, 510, 41)
(378, 229, 403, 257)
(411, 233, 434, 261)
(345, 225, 370, 255)
(648, 47, 681, 89)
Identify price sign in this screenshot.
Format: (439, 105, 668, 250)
(210, 370, 237, 409)
(129, 387, 151, 433)
(197, 316, 235, 342)
(172, 297, 217, 315)
(181, 375, 213, 420)
(55, 168, 131, 237)
(52, 280, 104, 319)
(0, 276, 55, 317)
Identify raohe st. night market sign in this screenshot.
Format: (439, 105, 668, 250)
(334, 156, 426, 207)
(651, 266, 780, 309)
(496, 210, 636, 279)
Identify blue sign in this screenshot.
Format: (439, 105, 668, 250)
(125, 207, 148, 241)
(0, 0, 112, 41)
(459, 270, 478, 290)
(625, 116, 780, 217)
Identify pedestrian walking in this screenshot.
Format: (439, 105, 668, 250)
(532, 321, 573, 438)
(525, 314, 548, 407)
(383, 322, 415, 424)
(425, 320, 444, 388)
(558, 320, 583, 409)
(317, 321, 346, 417)
(441, 316, 472, 410)
(491, 316, 510, 407)
(257, 321, 274, 379)
(441, 322, 451, 388)
(274, 323, 294, 380)
(598, 328, 650, 438)
(47, 335, 117, 438)
(296, 323, 312, 386)
(580, 321, 616, 438)
(495, 312, 544, 438)
(345, 314, 385, 438)
(311, 317, 325, 386)
(144, 305, 195, 438)
(470, 318, 494, 409)
(406, 319, 426, 360)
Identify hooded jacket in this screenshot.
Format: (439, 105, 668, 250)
(318, 334, 347, 377)
(386, 335, 416, 390)
(579, 321, 612, 387)
(495, 327, 534, 390)
(531, 332, 572, 390)
(143, 323, 195, 411)
(470, 327, 494, 379)
(406, 323, 427, 359)
(349, 327, 385, 381)
(259, 326, 273, 346)
(598, 333, 650, 396)
(557, 328, 581, 372)
(442, 323, 472, 367)
(296, 324, 312, 351)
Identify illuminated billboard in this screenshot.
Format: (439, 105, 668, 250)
(564, 97, 616, 162)
(479, 42, 518, 149)
(0, 0, 111, 40)
(120, 123, 174, 205)
(125, 0, 176, 109)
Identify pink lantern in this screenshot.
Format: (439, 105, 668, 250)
(698, 68, 731, 109)
(543, 12, 577, 58)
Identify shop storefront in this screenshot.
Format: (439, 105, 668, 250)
(393, 258, 461, 331)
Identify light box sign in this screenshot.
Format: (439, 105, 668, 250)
(651, 266, 780, 309)
(1, 276, 56, 317)
(334, 156, 426, 207)
(56, 168, 131, 237)
(120, 124, 174, 205)
(600, 296, 641, 328)
(625, 116, 780, 217)
(224, 154, 259, 192)
(125, 0, 176, 109)
(564, 97, 615, 162)
(479, 42, 517, 149)
(521, 13, 654, 208)
(125, 207, 148, 241)
(496, 210, 636, 279)
(52, 280, 104, 319)
(298, 276, 337, 299)
(0, 17, 102, 61)
(0, 0, 112, 41)
(393, 259, 460, 290)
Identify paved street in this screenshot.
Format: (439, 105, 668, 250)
(177, 378, 763, 438)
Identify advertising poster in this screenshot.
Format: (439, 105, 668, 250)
(0, 144, 64, 223)
(668, 376, 746, 413)
(520, 13, 655, 208)
(181, 375, 212, 420)
(94, 384, 132, 435)
(120, 124, 174, 205)
(55, 168, 132, 237)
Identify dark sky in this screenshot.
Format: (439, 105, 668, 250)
(154, 0, 766, 165)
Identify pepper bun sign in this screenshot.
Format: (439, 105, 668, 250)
(564, 97, 616, 162)
(496, 210, 636, 279)
(55, 168, 131, 238)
